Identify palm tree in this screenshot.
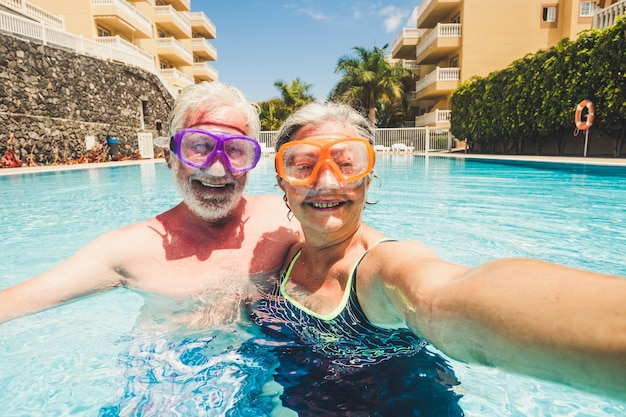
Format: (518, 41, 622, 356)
(331, 45, 411, 127)
(258, 78, 315, 130)
(273, 78, 315, 110)
(259, 98, 289, 131)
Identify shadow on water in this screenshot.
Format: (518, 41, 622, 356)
(270, 345, 464, 417)
(460, 157, 626, 178)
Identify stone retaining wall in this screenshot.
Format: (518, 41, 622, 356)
(0, 31, 174, 165)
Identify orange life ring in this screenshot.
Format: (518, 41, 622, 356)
(574, 100, 595, 131)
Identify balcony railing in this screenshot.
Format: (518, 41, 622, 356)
(415, 67, 460, 95)
(402, 59, 420, 71)
(159, 67, 194, 87)
(96, 35, 154, 69)
(391, 28, 421, 52)
(0, 9, 156, 74)
(190, 37, 217, 60)
(93, 0, 152, 36)
(594, 0, 626, 29)
(0, 0, 64, 28)
(186, 11, 216, 38)
(156, 36, 193, 64)
(415, 109, 451, 127)
(415, 23, 461, 62)
(155, 5, 191, 38)
(192, 61, 218, 81)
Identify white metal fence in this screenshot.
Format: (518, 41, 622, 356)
(259, 127, 453, 153)
(0, 0, 64, 28)
(0, 9, 156, 74)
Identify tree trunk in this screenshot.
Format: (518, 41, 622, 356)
(613, 129, 625, 157)
(368, 107, 376, 127)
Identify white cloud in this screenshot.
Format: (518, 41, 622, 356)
(405, 7, 418, 28)
(378, 5, 410, 33)
(299, 7, 331, 21)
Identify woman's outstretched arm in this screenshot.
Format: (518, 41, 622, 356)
(362, 241, 626, 401)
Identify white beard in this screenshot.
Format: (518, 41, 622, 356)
(172, 159, 247, 223)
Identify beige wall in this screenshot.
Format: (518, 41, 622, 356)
(397, 0, 596, 127)
(459, 0, 593, 81)
(30, 0, 97, 38)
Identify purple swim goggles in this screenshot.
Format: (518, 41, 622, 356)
(170, 128, 261, 173)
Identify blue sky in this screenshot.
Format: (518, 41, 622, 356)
(192, 1, 419, 102)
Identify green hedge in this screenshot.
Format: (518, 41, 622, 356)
(450, 15, 626, 157)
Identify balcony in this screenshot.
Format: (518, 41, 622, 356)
(96, 35, 155, 71)
(159, 67, 194, 89)
(416, 0, 462, 28)
(186, 11, 216, 39)
(92, 0, 152, 38)
(415, 109, 451, 128)
(414, 67, 460, 100)
(0, 0, 65, 28)
(402, 60, 420, 72)
(156, 36, 193, 66)
(594, 0, 626, 29)
(187, 37, 216, 61)
(163, 0, 190, 12)
(415, 23, 461, 64)
(191, 61, 218, 81)
(155, 5, 191, 38)
(391, 28, 422, 59)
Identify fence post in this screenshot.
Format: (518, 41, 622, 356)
(425, 126, 430, 154)
(40, 21, 47, 46)
(448, 130, 453, 151)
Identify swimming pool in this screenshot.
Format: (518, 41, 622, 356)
(1, 156, 625, 416)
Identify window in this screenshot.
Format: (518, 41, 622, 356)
(97, 26, 111, 37)
(542, 6, 556, 22)
(450, 56, 459, 68)
(451, 14, 460, 24)
(580, 2, 593, 17)
(140, 100, 148, 130)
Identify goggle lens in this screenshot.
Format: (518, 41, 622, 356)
(277, 138, 374, 186)
(171, 129, 261, 172)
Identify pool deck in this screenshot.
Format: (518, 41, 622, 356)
(1, 153, 626, 177)
(426, 152, 626, 166)
(0, 158, 168, 177)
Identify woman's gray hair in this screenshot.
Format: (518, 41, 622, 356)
(274, 101, 375, 151)
(168, 81, 260, 139)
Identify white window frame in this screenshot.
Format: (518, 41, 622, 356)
(97, 26, 111, 37)
(542, 6, 557, 23)
(580, 1, 593, 17)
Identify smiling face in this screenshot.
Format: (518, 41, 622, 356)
(172, 105, 250, 223)
(278, 121, 371, 240)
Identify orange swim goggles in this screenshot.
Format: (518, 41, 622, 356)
(276, 137, 375, 186)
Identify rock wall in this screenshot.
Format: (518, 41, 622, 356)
(0, 31, 175, 165)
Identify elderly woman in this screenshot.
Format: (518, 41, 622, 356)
(251, 101, 626, 415)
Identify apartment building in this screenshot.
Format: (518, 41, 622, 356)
(26, 0, 217, 93)
(391, 0, 604, 129)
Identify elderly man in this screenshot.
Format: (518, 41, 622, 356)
(0, 81, 301, 329)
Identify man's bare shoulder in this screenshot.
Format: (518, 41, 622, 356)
(243, 194, 299, 228)
(244, 193, 284, 208)
(92, 215, 170, 255)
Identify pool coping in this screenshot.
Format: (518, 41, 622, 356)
(426, 152, 626, 166)
(0, 158, 168, 176)
(1, 153, 625, 177)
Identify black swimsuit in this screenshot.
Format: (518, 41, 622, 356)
(250, 240, 464, 416)
(252, 239, 427, 366)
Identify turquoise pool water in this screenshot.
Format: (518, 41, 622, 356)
(0, 156, 625, 416)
